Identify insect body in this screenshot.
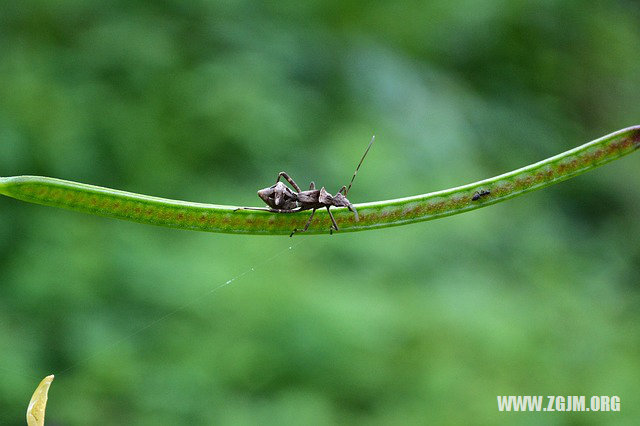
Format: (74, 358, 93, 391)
(472, 189, 491, 201)
(238, 136, 374, 236)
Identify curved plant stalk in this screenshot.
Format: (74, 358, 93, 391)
(1, 126, 639, 235)
(26, 375, 54, 426)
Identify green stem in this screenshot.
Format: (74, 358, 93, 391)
(1, 126, 639, 235)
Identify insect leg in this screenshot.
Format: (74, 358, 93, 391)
(276, 172, 302, 192)
(233, 206, 273, 212)
(234, 206, 303, 213)
(303, 208, 317, 231)
(337, 185, 347, 195)
(289, 208, 316, 237)
(326, 206, 339, 233)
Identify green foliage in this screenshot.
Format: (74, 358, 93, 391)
(1, 1, 640, 424)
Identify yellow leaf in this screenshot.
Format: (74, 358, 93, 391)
(26, 375, 54, 426)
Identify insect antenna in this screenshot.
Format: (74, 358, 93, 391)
(344, 135, 375, 196)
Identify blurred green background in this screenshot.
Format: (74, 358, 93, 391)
(1, 1, 640, 424)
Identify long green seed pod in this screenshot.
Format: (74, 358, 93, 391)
(1, 126, 638, 235)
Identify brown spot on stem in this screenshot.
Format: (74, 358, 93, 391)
(609, 138, 631, 153)
(568, 157, 579, 169)
(432, 200, 446, 213)
(632, 128, 640, 148)
(518, 175, 534, 188)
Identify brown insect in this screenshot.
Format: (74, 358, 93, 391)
(237, 136, 375, 236)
